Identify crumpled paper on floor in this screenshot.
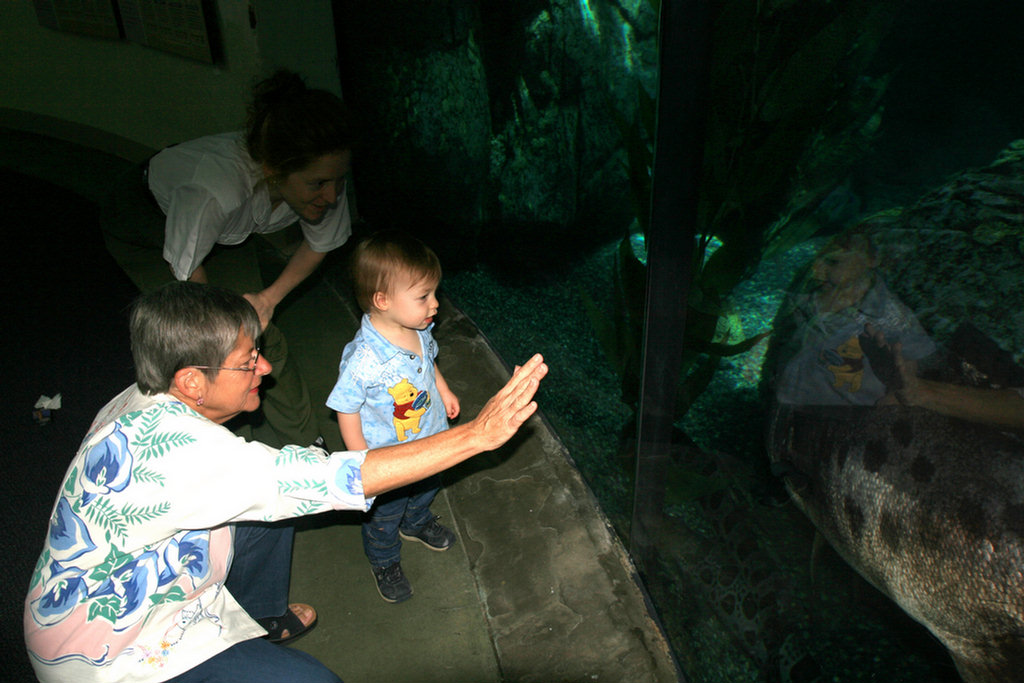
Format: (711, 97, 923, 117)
(34, 393, 62, 425)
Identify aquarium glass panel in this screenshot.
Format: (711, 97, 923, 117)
(333, 0, 1024, 680)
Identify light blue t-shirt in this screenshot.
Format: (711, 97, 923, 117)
(775, 279, 936, 406)
(327, 315, 448, 448)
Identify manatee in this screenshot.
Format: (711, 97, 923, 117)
(767, 403, 1024, 683)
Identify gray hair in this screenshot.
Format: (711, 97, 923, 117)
(130, 282, 262, 395)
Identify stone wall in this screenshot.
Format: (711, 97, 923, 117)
(334, 0, 657, 267)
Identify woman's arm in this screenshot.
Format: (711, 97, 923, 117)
(187, 265, 209, 284)
(244, 241, 326, 328)
(873, 328, 1024, 430)
(899, 372, 1024, 430)
(360, 354, 547, 497)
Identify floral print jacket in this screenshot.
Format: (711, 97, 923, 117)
(24, 385, 371, 683)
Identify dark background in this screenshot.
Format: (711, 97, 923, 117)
(0, 170, 137, 680)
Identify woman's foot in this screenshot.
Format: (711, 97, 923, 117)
(258, 603, 318, 644)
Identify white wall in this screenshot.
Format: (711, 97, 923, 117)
(254, 1, 341, 97)
(0, 0, 339, 161)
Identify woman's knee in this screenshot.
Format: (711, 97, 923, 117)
(265, 646, 342, 683)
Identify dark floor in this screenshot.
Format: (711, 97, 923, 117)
(1, 168, 140, 680)
(0, 129, 679, 682)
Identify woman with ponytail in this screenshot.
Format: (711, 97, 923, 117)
(102, 70, 355, 449)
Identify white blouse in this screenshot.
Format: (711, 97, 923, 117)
(148, 132, 351, 280)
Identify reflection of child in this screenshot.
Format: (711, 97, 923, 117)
(774, 228, 935, 406)
(326, 230, 460, 603)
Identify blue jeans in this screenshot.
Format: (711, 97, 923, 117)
(362, 474, 440, 568)
(225, 521, 293, 619)
(167, 523, 341, 683)
(166, 638, 341, 683)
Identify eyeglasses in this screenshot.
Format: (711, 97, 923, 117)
(191, 346, 261, 374)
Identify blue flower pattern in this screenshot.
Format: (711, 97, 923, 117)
(31, 566, 90, 627)
(337, 458, 364, 496)
(161, 530, 212, 585)
(48, 497, 96, 564)
(108, 550, 161, 630)
(29, 415, 185, 629)
(80, 423, 133, 505)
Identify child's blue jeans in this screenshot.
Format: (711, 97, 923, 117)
(363, 474, 441, 568)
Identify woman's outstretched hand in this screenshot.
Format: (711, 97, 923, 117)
(469, 354, 547, 451)
(861, 323, 920, 406)
(860, 323, 905, 395)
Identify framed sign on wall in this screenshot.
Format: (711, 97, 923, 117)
(33, 0, 221, 64)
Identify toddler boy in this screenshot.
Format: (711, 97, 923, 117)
(327, 230, 460, 602)
(772, 227, 936, 406)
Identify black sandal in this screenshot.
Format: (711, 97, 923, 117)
(258, 603, 318, 645)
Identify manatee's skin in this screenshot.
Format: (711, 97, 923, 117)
(768, 404, 1024, 683)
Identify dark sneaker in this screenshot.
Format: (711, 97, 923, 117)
(400, 517, 457, 552)
(371, 562, 412, 603)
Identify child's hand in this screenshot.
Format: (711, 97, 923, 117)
(442, 390, 460, 419)
(434, 367, 460, 419)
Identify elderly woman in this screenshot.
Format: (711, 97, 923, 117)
(24, 282, 547, 683)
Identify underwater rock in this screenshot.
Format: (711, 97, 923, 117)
(333, 0, 656, 261)
(767, 404, 1024, 683)
(869, 139, 1024, 358)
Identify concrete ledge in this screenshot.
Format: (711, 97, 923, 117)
(437, 305, 680, 683)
